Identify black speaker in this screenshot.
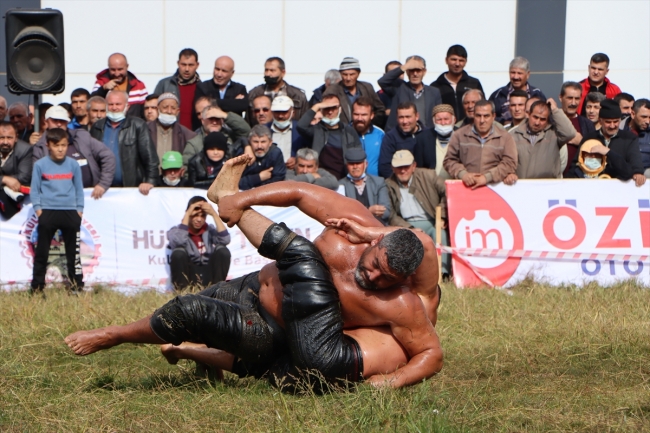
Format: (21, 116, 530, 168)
(4, 8, 64, 95)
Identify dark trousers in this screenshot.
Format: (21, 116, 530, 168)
(31, 209, 84, 291)
(169, 247, 231, 290)
(0, 188, 21, 219)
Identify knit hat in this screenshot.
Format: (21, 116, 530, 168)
(345, 147, 367, 163)
(161, 151, 183, 170)
(203, 131, 228, 151)
(599, 99, 621, 119)
(339, 57, 361, 71)
(391, 150, 415, 167)
(158, 92, 179, 105)
(432, 104, 455, 116)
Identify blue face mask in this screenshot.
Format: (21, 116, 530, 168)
(584, 157, 602, 170)
(347, 172, 366, 182)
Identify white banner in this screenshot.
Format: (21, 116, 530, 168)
(446, 179, 650, 288)
(0, 188, 324, 293)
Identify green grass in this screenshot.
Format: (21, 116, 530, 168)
(1, 279, 649, 432)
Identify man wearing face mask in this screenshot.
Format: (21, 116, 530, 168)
(146, 93, 196, 165)
(567, 100, 646, 186)
(247, 57, 308, 126)
(266, 96, 307, 170)
(568, 139, 629, 179)
(413, 104, 456, 180)
(297, 94, 362, 179)
(90, 90, 159, 195)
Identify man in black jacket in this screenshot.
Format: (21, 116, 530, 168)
(430, 45, 483, 122)
(0, 121, 32, 218)
(239, 125, 286, 190)
(559, 81, 596, 176)
(194, 56, 248, 118)
(567, 100, 646, 186)
(90, 90, 159, 195)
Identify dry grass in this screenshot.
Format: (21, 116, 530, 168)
(1, 279, 649, 432)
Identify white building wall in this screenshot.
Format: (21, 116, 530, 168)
(40, 0, 649, 105)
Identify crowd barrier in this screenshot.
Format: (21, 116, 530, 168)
(0, 180, 648, 292)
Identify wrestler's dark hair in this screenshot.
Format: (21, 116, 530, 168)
(378, 229, 424, 277)
(186, 196, 207, 210)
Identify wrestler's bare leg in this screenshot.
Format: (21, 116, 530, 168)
(65, 316, 165, 356)
(161, 343, 229, 381)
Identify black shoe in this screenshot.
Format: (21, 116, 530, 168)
(28, 287, 46, 299)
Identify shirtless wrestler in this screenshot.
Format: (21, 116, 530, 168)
(65, 155, 443, 389)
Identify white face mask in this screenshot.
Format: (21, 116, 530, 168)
(584, 157, 602, 170)
(106, 109, 126, 122)
(321, 107, 341, 126)
(434, 123, 454, 136)
(163, 176, 181, 186)
(273, 118, 291, 129)
(158, 113, 177, 126)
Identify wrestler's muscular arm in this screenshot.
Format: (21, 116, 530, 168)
(218, 182, 383, 229)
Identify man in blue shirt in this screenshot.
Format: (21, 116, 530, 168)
(352, 97, 384, 176)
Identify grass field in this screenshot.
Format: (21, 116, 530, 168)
(1, 279, 649, 432)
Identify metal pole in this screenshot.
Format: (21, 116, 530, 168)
(33, 93, 40, 133)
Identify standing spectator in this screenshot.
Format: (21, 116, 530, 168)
(297, 94, 361, 179)
(146, 93, 196, 163)
(267, 95, 307, 169)
(629, 99, 650, 178)
(183, 104, 250, 170)
(615, 93, 635, 119)
(377, 61, 402, 117)
(505, 98, 576, 183)
(143, 94, 159, 123)
(455, 89, 484, 128)
(32, 106, 116, 200)
(584, 92, 606, 130)
(8, 102, 33, 142)
(323, 57, 386, 129)
(0, 121, 32, 219)
(159, 151, 188, 187)
(379, 55, 442, 131)
(339, 148, 391, 225)
(187, 132, 229, 189)
(351, 97, 385, 176)
(0, 95, 7, 120)
(378, 101, 424, 178)
(577, 53, 621, 116)
(239, 125, 286, 190)
(87, 96, 107, 128)
(251, 95, 273, 125)
(309, 69, 341, 107)
(504, 90, 528, 131)
(558, 82, 596, 175)
(69, 88, 91, 130)
(568, 100, 645, 186)
(91, 53, 148, 119)
(444, 100, 518, 187)
(489, 57, 546, 124)
(248, 57, 308, 125)
(154, 49, 201, 130)
(89, 90, 159, 195)
(194, 56, 248, 118)
(413, 104, 456, 179)
(167, 196, 231, 291)
(385, 149, 449, 276)
(285, 148, 339, 190)
(30, 128, 84, 294)
(430, 45, 484, 121)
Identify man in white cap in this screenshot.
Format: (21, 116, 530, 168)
(32, 106, 116, 199)
(323, 57, 387, 129)
(146, 92, 196, 164)
(267, 95, 307, 170)
(385, 149, 450, 276)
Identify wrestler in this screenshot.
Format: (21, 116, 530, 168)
(66, 156, 443, 388)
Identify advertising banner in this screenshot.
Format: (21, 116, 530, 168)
(446, 179, 650, 288)
(0, 188, 323, 293)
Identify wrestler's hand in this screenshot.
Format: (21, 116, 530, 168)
(217, 195, 243, 227)
(366, 374, 395, 388)
(325, 218, 371, 244)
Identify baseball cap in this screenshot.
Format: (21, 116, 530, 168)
(271, 95, 294, 111)
(161, 151, 183, 170)
(45, 105, 71, 122)
(391, 150, 415, 167)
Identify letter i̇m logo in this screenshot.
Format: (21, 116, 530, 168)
(465, 227, 504, 249)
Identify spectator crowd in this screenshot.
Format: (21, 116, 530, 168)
(1, 47, 648, 287)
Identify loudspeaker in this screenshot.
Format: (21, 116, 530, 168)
(4, 8, 64, 95)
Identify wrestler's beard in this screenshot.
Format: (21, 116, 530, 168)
(354, 266, 374, 290)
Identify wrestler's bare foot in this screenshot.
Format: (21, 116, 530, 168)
(207, 154, 252, 204)
(64, 327, 119, 356)
(161, 344, 180, 365)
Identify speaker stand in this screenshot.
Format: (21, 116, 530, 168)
(33, 94, 40, 133)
